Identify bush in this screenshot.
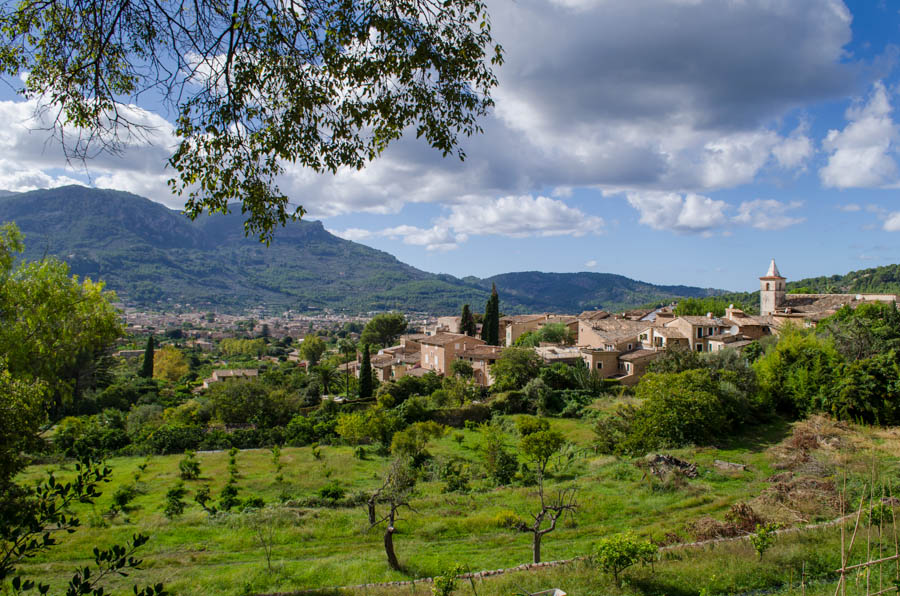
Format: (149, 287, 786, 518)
(317, 480, 346, 501)
(179, 451, 200, 480)
(618, 370, 733, 453)
(594, 531, 657, 586)
(492, 510, 523, 529)
(164, 482, 187, 518)
(516, 415, 549, 437)
(488, 391, 531, 415)
(138, 424, 204, 454)
(285, 415, 317, 446)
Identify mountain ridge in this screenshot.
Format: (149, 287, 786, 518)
(0, 186, 727, 314)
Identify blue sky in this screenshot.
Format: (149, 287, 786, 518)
(2, 0, 900, 292)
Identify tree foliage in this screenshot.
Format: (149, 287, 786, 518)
(0, 223, 122, 411)
(140, 336, 155, 379)
(295, 335, 325, 366)
(361, 313, 408, 348)
(0, 0, 503, 241)
(490, 347, 542, 392)
(153, 346, 189, 383)
(460, 304, 477, 337)
(480, 284, 500, 345)
(359, 344, 373, 398)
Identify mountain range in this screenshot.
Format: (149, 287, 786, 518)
(0, 186, 730, 314)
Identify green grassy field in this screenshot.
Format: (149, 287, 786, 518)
(14, 412, 900, 596)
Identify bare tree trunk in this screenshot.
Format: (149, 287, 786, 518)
(533, 532, 541, 564)
(384, 526, 400, 570)
(367, 499, 377, 525)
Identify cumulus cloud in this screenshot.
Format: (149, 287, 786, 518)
(884, 212, 900, 232)
(381, 225, 465, 252)
(329, 227, 373, 242)
(733, 199, 806, 230)
(624, 191, 728, 234)
(820, 81, 900, 188)
(838, 203, 862, 212)
(337, 195, 604, 250)
(438, 195, 604, 238)
(585, 260, 598, 268)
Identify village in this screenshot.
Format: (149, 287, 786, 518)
(118, 259, 900, 393)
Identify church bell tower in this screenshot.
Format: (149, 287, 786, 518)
(759, 259, 786, 316)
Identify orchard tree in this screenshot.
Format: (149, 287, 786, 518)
(361, 313, 408, 348)
(369, 457, 418, 570)
(0, 0, 502, 242)
(519, 429, 574, 563)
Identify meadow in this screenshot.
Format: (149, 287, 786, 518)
(15, 410, 900, 596)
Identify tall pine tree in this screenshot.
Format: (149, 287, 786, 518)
(460, 304, 477, 336)
(359, 344, 373, 398)
(481, 284, 500, 345)
(140, 336, 155, 378)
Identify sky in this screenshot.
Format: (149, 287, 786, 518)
(1, 0, 900, 292)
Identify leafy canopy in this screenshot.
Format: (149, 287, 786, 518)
(0, 223, 122, 410)
(0, 0, 503, 241)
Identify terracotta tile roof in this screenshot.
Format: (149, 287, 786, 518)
(673, 315, 729, 326)
(647, 327, 688, 338)
(500, 314, 548, 324)
(420, 332, 484, 346)
(618, 349, 660, 362)
(578, 310, 611, 321)
(458, 345, 503, 360)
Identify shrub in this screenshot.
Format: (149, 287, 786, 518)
(488, 391, 531, 414)
(139, 424, 204, 454)
(164, 482, 187, 518)
(516, 416, 549, 437)
(492, 510, 523, 529)
(317, 480, 345, 501)
(749, 522, 781, 560)
(179, 451, 200, 480)
(110, 483, 139, 514)
(594, 531, 658, 587)
(431, 565, 463, 596)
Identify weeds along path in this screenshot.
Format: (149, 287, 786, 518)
(253, 513, 856, 596)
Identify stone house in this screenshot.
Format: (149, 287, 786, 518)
(201, 368, 258, 389)
(457, 345, 503, 387)
(420, 332, 486, 375)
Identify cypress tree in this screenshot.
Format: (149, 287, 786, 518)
(460, 304, 476, 336)
(481, 295, 494, 344)
(359, 343, 373, 399)
(140, 336, 155, 378)
(487, 284, 500, 345)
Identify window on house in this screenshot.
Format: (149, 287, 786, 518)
(627, 343, 633, 350)
(596, 362, 602, 369)
(697, 328, 702, 339)
(766, 283, 771, 290)
(626, 363, 631, 373)
(455, 343, 460, 349)
(696, 344, 703, 352)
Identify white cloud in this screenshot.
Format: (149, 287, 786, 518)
(585, 259, 598, 268)
(733, 199, 805, 230)
(884, 212, 900, 232)
(624, 191, 728, 234)
(329, 227, 372, 242)
(838, 203, 862, 212)
(381, 225, 464, 252)
(820, 81, 900, 188)
(438, 195, 604, 238)
(0, 0, 858, 226)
